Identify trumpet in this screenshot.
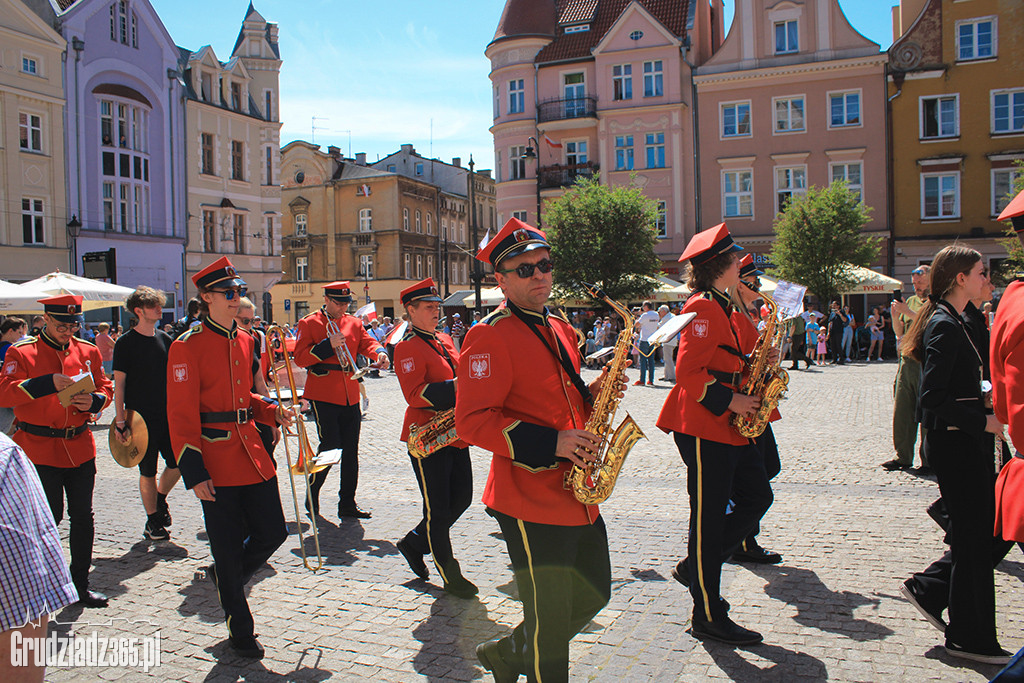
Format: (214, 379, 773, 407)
(326, 318, 370, 380)
(266, 325, 324, 572)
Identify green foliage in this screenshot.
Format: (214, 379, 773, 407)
(768, 181, 880, 305)
(544, 174, 662, 302)
(996, 160, 1024, 283)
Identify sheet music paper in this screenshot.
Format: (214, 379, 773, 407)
(771, 281, 807, 320)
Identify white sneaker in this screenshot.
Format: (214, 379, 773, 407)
(362, 397, 369, 412)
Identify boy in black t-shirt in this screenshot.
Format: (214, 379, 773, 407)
(112, 287, 181, 540)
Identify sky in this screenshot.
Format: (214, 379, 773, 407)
(153, 0, 900, 174)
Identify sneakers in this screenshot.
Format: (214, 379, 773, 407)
(144, 521, 170, 541)
(944, 642, 1011, 665)
(362, 396, 370, 412)
(899, 580, 946, 632)
(158, 501, 172, 528)
(646, 382, 655, 386)
(633, 380, 644, 386)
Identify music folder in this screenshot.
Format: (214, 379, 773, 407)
(57, 370, 96, 407)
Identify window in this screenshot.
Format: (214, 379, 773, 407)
(201, 133, 214, 175)
(512, 210, 528, 222)
(723, 171, 753, 217)
(451, 261, 459, 285)
(231, 140, 244, 180)
(992, 90, 1024, 134)
(643, 60, 663, 97)
(359, 208, 372, 232)
(426, 212, 432, 235)
(201, 73, 213, 102)
(564, 73, 586, 117)
(461, 261, 468, 285)
(493, 85, 500, 118)
(510, 145, 526, 180)
(992, 168, 1021, 215)
(231, 82, 242, 112)
(775, 167, 807, 213)
(415, 162, 424, 176)
(101, 101, 113, 145)
(829, 92, 860, 127)
(404, 253, 412, 279)
(922, 173, 960, 219)
(615, 135, 634, 171)
(415, 210, 422, 233)
(103, 183, 115, 231)
(645, 133, 665, 169)
(774, 20, 798, 54)
(830, 162, 863, 202)
(495, 152, 501, 183)
(386, 164, 396, 172)
(655, 200, 667, 238)
(774, 97, 805, 132)
(19, 113, 42, 152)
(403, 208, 410, 230)
(921, 95, 958, 139)
(264, 146, 274, 185)
(360, 254, 374, 280)
(201, 210, 216, 251)
(266, 217, 274, 256)
(99, 97, 150, 233)
(416, 255, 423, 279)
(21, 57, 38, 75)
(22, 199, 44, 245)
(233, 214, 245, 253)
(566, 140, 587, 166)
(296, 256, 308, 282)
(294, 213, 307, 236)
(722, 102, 752, 137)
(957, 18, 995, 61)
(612, 64, 632, 101)
(264, 91, 273, 121)
(427, 255, 434, 279)
(509, 79, 525, 114)
(441, 218, 447, 240)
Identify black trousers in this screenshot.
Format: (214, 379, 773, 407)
(913, 430, 999, 650)
(789, 338, 812, 368)
(200, 477, 287, 640)
(741, 424, 780, 550)
(675, 432, 772, 621)
(402, 446, 473, 582)
(829, 332, 845, 363)
(255, 422, 276, 469)
(36, 459, 96, 593)
(489, 509, 611, 683)
(308, 400, 362, 510)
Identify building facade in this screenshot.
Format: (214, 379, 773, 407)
(694, 0, 888, 272)
(888, 0, 1024, 281)
(273, 143, 443, 324)
(179, 3, 282, 318)
(0, 0, 69, 282)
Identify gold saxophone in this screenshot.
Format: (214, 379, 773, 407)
(565, 283, 646, 505)
(731, 289, 789, 438)
(408, 407, 458, 459)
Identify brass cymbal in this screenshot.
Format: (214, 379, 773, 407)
(108, 410, 149, 468)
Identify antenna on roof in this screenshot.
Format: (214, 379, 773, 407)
(312, 116, 328, 145)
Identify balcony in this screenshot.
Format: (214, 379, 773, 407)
(538, 162, 599, 189)
(354, 233, 374, 247)
(537, 96, 597, 123)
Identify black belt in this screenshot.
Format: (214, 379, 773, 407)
(18, 422, 89, 439)
(309, 363, 344, 374)
(708, 369, 742, 387)
(200, 408, 252, 424)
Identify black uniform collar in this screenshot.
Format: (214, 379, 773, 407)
(39, 329, 68, 350)
(507, 300, 549, 326)
(710, 287, 733, 315)
(202, 315, 238, 339)
(412, 326, 438, 340)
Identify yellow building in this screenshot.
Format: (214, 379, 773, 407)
(0, 0, 69, 281)
(179, 3, 282, 315)
(273, 143, 448, 324)
(889, 0, 1024, 281)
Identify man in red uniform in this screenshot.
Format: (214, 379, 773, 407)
(993, 190, 1024, 452)
(393, 278, 476, 598)
(293, 281, 389, 519)
(167, 257, 291, 659)
(456, 217, 625, 683)
(0, 294, 113, 607)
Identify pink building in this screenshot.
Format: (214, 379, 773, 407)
(693, 0, 888, 270)
(487, 0, 724, 276)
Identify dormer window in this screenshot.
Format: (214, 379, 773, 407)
(201, 72, 213, 102)
(565, 24, 589, 34)
(231, 82, 242, 112)
(774, 20, 798, 54)
(109, 1, 138, 48)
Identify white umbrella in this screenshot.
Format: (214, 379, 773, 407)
(838, 264, 903, 296)
(20, 271, 135, 312)
(0, 279, 50, 312)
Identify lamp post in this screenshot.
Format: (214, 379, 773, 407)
(521, 136, 542, 228)
(469, 156, 482, 314)
(358, 265, 371, 305)
(66, 215, 82, 274)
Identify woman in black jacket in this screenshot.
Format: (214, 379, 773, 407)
(898, 245, 1007, 665)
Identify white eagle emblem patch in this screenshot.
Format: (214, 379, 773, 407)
(3, 361, 16, 376)
(469, 354, 490, 379)
(692, 319, 709, 339)
(172, 363, 189, 383)
(400, 358, 415, 374)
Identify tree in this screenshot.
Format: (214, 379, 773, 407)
(768, 181, 880, 306)
(996, 160, 1024, 284)
(544, 174, 662, 302)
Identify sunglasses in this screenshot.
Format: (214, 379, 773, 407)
(743, 279, 762, 293)
(212, 287, 247, 300)
(498, 258, 554, 279)
(237, 317, 254, 325)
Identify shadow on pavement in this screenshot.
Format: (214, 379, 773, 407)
(628, 567, 668, 582)
(750, 564, 895, 642)
(201, 643, 332, 681)
(412, 594, 502, 682)
(92, 539, 189, 598)
(922, 644, 1007, 677)
(293, 517, 395, 567)
(176, 565, 277, 624)
(704, 641, 827, 682)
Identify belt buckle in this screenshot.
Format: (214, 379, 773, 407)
(64, 427, 75, 439)
(236, 408, 249, 424)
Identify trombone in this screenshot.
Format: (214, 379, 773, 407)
(326, 318, 370, 380)
(266, 325, 325, 572)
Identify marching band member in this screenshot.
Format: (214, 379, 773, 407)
(0, 294, 113, 607)
(293, 282, 389, 519)
(657, 224, 772, 646)
(166, 257, 291, 659)
(456, 218, 625, 683)
(393, 278, 476, 598)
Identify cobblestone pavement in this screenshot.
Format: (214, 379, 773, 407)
(42, 359, 1023, 682)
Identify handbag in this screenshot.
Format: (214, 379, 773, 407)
(994, 453, 1024, 543)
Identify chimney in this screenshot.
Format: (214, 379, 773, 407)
(267, 23, 279, 46)
(401, 143, 414, 154)
(355, 152, 367, 166)
(327, 145, 341, 158)
(452, 157, 461, 168)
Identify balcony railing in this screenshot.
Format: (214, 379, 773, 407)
(538, 162, 599, 189)
(354, 233, 374, 246)
(537, 96, 597, 123)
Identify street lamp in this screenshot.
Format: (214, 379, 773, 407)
(357, 265, 371, 305)
(66, 215, 82, 274)
(469, 156, 482, 314)
(521, 136, 542, 228)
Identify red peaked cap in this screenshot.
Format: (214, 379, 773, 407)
(322, 281, 353, 302)
(401, 278, 442, 306)
(998, 188, 1024, 232)
(678, 223, 744, 266)
(193, 256, 246, 290)
(739, 252, 763, 278)
(39, 294, 84, 322)
(476, 217, 549, 268)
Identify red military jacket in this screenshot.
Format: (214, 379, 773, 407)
(0, 332, 112, 467)
(455, 302, 596, 526)
(166, 317, 278, 488)
(731, 310, 781, 423)
(292, 308, 385, 405)
(394, 326, 466, 447)
(992, 278, 1024, 448)
(657, 289, 750, 446)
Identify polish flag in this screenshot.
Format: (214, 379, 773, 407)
(355, 302, 377, 321)
(479, 227, 492, 249)
(544, 134, 562, 149)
